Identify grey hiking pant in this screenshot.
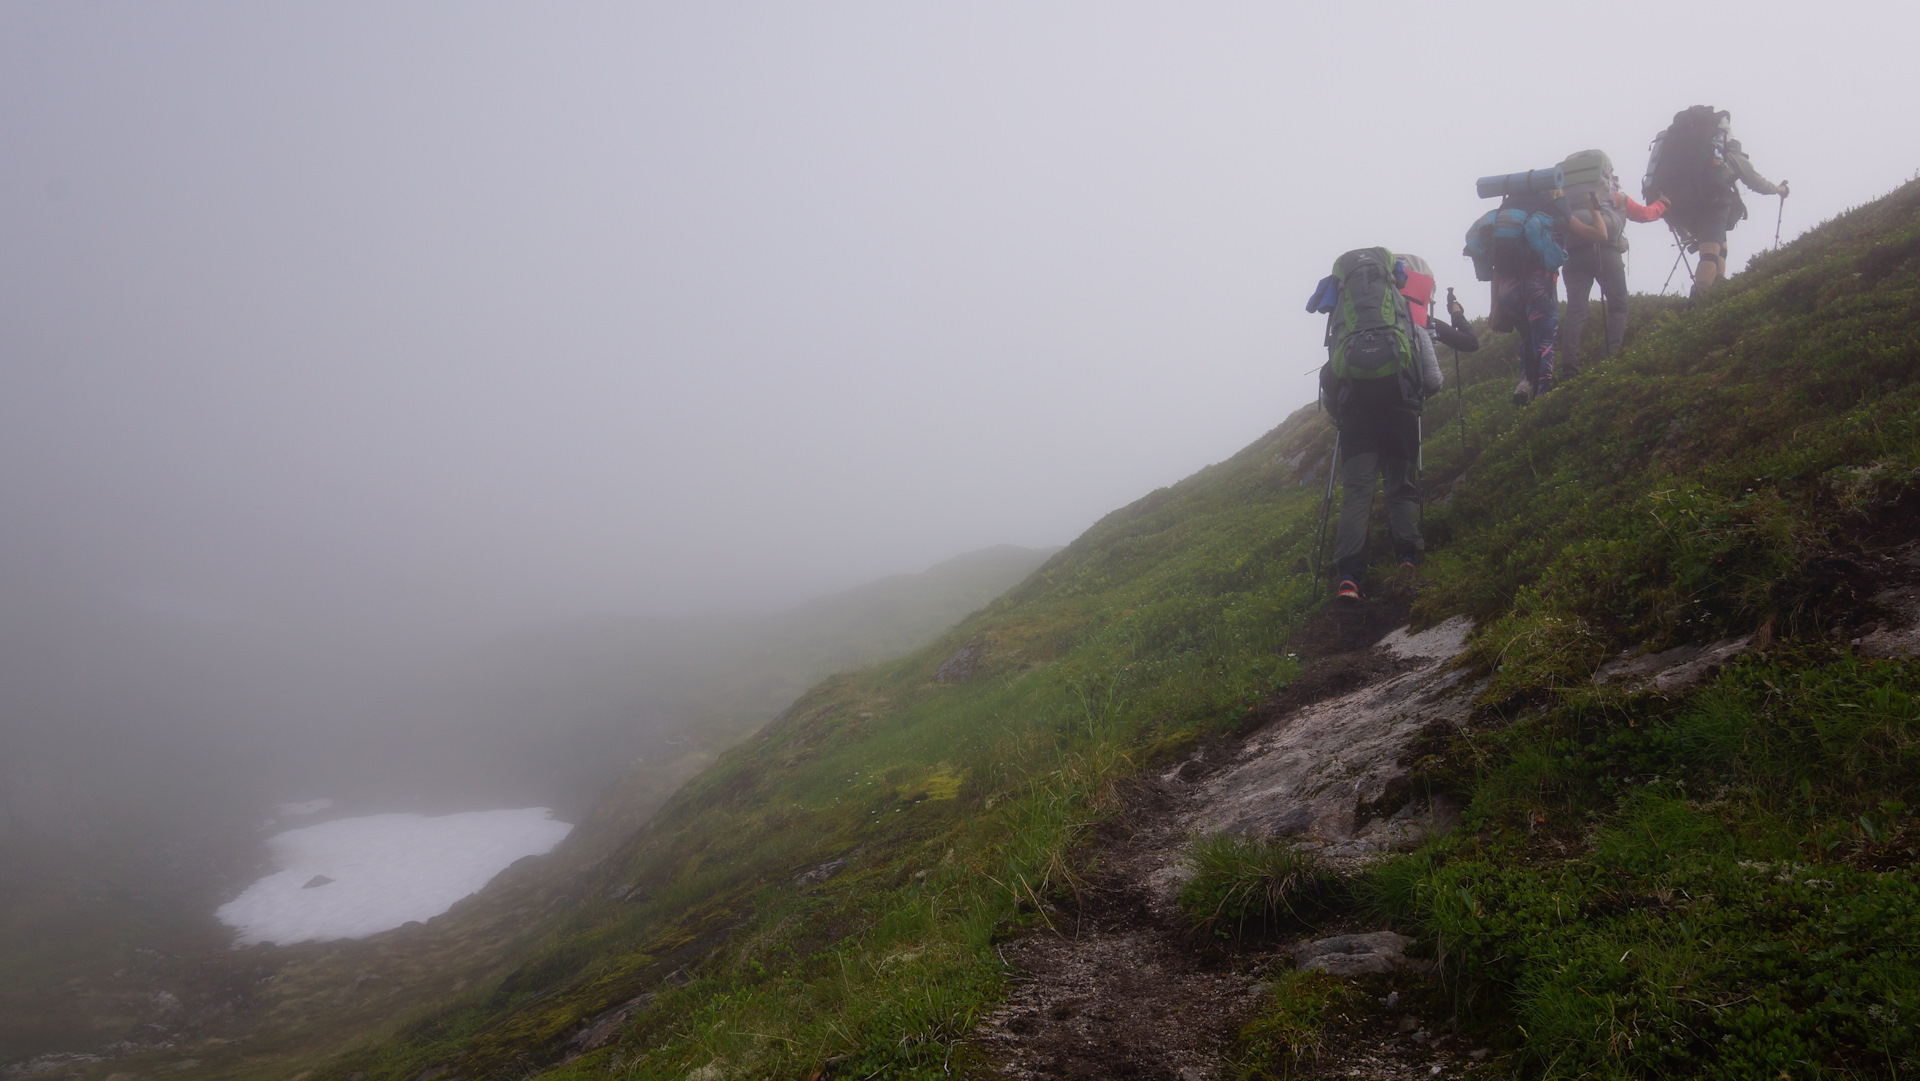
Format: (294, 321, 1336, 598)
(1563, 244, 1628, 372)
(1331, 448, 1421, 581)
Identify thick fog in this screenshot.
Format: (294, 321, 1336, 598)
(4, 4, 1918, 837)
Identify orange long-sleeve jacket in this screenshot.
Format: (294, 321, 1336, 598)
(1620, 194, 1667, 223)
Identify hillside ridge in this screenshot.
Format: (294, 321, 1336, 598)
(34, 178, 1919, 1081)
(317, 177, 1920, 1081)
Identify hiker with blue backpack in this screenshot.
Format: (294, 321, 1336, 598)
(1643, 106, 1788, 298)
(1307, 249, 1467, 603)
(1464, 169, 1571, 405)
(1556, 149, 1669, 376)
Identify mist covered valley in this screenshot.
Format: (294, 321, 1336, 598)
(0, 544, 1053, 1065)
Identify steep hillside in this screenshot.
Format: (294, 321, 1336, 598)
(101, 181, 1920, 1081)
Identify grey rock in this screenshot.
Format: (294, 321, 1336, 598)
(1856, 621, 1920, 659)
(936, 643, 983, 683)
(1293, 931, 1417, 977)
(606, 881, 653, 902)
(1856, 586, 1920, 659)
(1186, 617, 1478, 851)
(566, 993, 655, 1053)
(1595, 635, 1752, 693)
(795, 857, 849, 886)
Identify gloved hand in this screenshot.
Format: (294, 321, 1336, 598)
(1778, 180, 1791, 198)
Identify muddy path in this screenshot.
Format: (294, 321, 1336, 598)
(973, 605, 1497, 1080)
(973, 773, 1253, 1081)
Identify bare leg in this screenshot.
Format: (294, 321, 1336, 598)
(1694, 241, 1724, 290)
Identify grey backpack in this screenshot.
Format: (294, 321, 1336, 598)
(1558, 149, 1628, 254)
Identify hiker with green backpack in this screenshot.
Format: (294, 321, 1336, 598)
(1556, 149, 1670, 376)
(1306, 248, 1448, 602)
(1643, 106, 1788, 298)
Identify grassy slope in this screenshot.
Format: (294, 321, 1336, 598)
(310, 181, 1918, 1081)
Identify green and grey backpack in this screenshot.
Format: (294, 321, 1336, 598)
(1559, 149, 1628, 253)
(1321, 247, 1419, 414)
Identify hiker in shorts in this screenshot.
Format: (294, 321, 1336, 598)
(1645, 107, 1788, 297)
(1314, 253, 1454, 602)
(1557, 150, 1669, 377)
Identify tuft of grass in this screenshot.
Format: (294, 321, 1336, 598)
(1177, 833, 1339, 939)
(1228, 968, 1358, 1080)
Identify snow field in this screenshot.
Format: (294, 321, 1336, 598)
(217, 808, 572, 945)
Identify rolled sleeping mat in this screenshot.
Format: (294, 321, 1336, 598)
(1475, 168, 1565, 199)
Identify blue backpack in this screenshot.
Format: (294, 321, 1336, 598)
(1464, 194, 1568, 280)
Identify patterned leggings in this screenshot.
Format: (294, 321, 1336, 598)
(1497, 268, 1561, 392)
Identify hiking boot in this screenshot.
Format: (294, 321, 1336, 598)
(1398, 555, 1419, 573)
(1336, 576, 1364, 603)
(1511, 378, 1533, 406)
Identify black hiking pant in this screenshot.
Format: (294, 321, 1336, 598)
(1563, 243, 1628, 373)
(1331, 408, 1421, 581)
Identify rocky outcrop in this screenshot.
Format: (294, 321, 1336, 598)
(1594, 635, 1753, 694)
(1855, 584, 1920, 659)
(1182, 617, 1478, 866)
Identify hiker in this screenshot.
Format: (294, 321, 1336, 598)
(1306, 249, 1452, 602)
(1643, 106, 1788, 297)
(1464, 169, 1570, 405)
(1557, 150, 1669, 376)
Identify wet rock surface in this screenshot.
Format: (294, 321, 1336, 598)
(1185, 617, 1479, 868)
(1594, 634, 1754, 693)
(1856, 582, 1920, 659)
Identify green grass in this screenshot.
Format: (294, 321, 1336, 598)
(1227, 968, 1359, 1080)
(288, 180, 1920, 1081)
(1178, 832, 1339, 939)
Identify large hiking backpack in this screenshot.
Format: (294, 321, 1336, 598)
(1463, 190, 1569, 280)
(1643, 105, 1731, 209)
(1316, 247, 1420, 416)
(1559, 149, 1628, 253)
(1396, 253, 1435, 328)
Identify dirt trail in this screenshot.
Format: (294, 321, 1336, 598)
(974, 773, 1253, 1080)
(974, 608, 1490, 1080)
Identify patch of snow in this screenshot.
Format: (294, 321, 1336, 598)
(216, 808, 572, 945)
(275, 798, 334, 816)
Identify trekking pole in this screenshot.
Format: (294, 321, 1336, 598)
(1416, 416, 1425, 534)
(1447, 287, 1466, 466)
(1773, 192, 1786, 250)
(1310, 431, 1340, 603)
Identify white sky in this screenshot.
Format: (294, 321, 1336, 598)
(3, 1, 1914, 635)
